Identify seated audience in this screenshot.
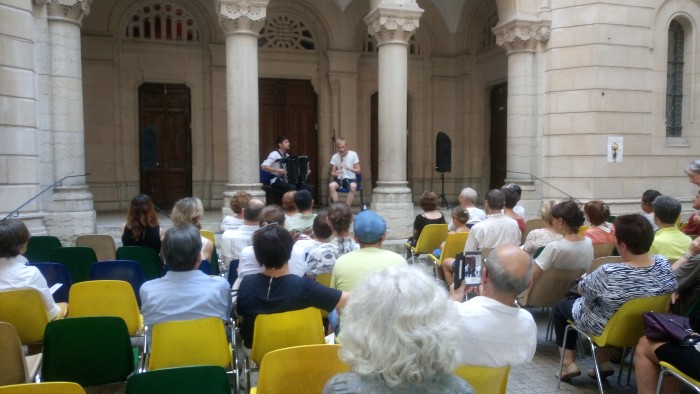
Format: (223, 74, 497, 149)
(140, 224, 231, 326)
(281, 191, 298, 220)
(641, 189, 662, 232)
(305, 203, 358, 270)
(407, 191, 446, 247)
(450, 244, 537, 367)
(650, 195, 691, 261)
(505, 183, 526, 217)
(453, 187, 486, 229)
(433, 207, 470, 263)
(0, 219, 67, 320)
(221, 198, 264, 271)
(521, 200, 562, 256)
(171, 197, 213, 262)
(503, 187, 525, 233)
(120, 194, 163, 254)
(583, 200, 616, 244)
(669, 236, 700, 314)
(687, 159, 700, 186)
(324, 266, 474, 393)
(682, 190, 700, 236)
(220, 191, 251, 232)
(236, 224, 349, 349)
(301, 214, 335, 279)
(284, 189, 316, 239)
(552, 214, 677, 381)
(237, 205, 287, 281)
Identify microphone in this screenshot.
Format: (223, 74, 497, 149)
(506, 170, 581, 204)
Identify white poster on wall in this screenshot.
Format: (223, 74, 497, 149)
(607, 136, 623, 163)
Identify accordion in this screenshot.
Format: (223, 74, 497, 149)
(279, 156, 309, 187)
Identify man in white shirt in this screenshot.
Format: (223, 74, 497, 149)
(221, 198, 264, 272)
(464, 189, 521, 252)
(328, 138, 361, 206)
(452, 187, 486, 230)
(450, 244, 537, 367)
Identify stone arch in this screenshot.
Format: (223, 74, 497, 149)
(265, 0, 332, 55)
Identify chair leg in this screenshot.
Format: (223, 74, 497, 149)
(626, 347, 635, 386)
(546, 308, 554, 341)
(655, 366, 667, 394)
(557, 325, 571, 389)
(589, 342, 605, 394)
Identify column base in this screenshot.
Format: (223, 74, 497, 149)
(45, 185, 96, 244)
(371, 181, 413, 240)
(222, 183, 265, 216)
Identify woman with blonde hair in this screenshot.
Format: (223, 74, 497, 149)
(522, 200, 563, 256)
(171, 197, 213, 262)
(121, 194, 163, 253)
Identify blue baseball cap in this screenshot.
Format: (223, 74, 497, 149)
(353, 210, 386, 244)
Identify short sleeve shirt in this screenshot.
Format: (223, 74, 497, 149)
(330, 151, 360, 180)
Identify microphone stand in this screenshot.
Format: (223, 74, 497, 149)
(437, 169, 449, 209)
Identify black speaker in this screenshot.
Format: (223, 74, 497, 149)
(435, 132, 451, 173)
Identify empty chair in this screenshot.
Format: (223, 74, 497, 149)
(0, 322, 41, 386)
(0, 382, 86, 394)
(27, 263, 71, 303)
(23, 236, 61, 263)
(68, 280, 143, 336)
(405, 223, 449, 264)
(116, 246, 161, 280)
(0, 289, 51, 347)
(75, 234, 116, 261)
(40, 316, 135, 386)
(125, 365, 230, 394)
(587, 256, 623, 275)
(49, 247, 97, 284)
(90, 260, 145, 306)
(454, 365, 510, 394)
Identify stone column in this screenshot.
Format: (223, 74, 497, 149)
(217, 0, 269, 214)
(493, 19, 550, 218)
(44, 0, 96, 242)
(0, 0, 47, 234)
(364, 1, 423, 239)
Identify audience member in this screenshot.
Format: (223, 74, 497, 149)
(682, 190, 700, 236)
(641, 189, 662, 232)
(306, 203, 358, 272)
(324, 266, 474, 393)
(331, 210, 406, 292)
(669, 236, 700, 314)
(583, 200, 616, 244)
(650, 195, 691, 261)
(552, 214, 676, 381)
(284, 189, 317, 239)
(0, 219, 67, 320)
(503, 187, 525, 233)
(505, 183, 525, 217)
(121, 194, 163, 254)
(171, 197, 213, 262)
(237, 205, 287, 281)
(236, 224, 349, 349)
(407, 191, 446, 247)
(221, 191, 251, 232)
(221, 198, 264, 270)
(140, 224, 231, 326)
(281, 191, 298, 220)
(687, 159, 700, 186)
(521, 200, 562, 256)
(454, 187, 486, 229)
(432, 207, 470, 271)
(450, 244, 537, 367)
(302, 214, 335, 279)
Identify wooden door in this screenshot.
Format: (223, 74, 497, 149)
(489, 83, 508, 190)
(258, 79, 318, 201)
(138, 83, 192, 210)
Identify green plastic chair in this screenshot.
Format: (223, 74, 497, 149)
(40, 316, 135, 387)
(24, 236, 62, 263)
(116, 246, 161, 280)
(49, 247, 97, 284)
(209, 246, 221, 275)
(125, 366, 230, 394)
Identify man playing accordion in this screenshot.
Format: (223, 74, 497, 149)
(261, 136, 312, 194)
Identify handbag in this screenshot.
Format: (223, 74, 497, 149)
(642, 311, 700, 346)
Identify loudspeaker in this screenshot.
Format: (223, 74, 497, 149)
(435, 132, 451, 173)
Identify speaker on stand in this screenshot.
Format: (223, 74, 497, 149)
(435, 132, 451, 209)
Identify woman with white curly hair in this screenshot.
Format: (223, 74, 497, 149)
(323, 266, 474, 393)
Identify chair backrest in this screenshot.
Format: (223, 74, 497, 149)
(90, 260, 145, 306)
(0, 382, 86, 394)
(24, 236, 62, 263)
(41, 316, 135, 386)
(593, 294, 672, 348)
(227, 259, 240, 287)
(592, 243, 616, 259)
(75, 234, 117, 261)
(125, 366, 230, 394)
(256, 344, 351, 393)
(200, 230, 216, 244)
(209, 246, 221, 275)
(28, 262, 72, 303)
(315, 273, 332, 287)
(586, 256, 623, 274)
(454, 365, 510, 394)
(148, 317, 232, 371)
(0, 289, 50, 345)
(413, 224, 449, 254)
(577, 225, 589, 235)
(0, 322, 29, 386)
(518, 268, 585, 307)
(68, 280, 142, 336)
(440, 232, 469, 265)
(251, 307, 325, 365)
(533, 245, 545, 258)
(521, 218, 544, 245)
(49, 247, 98, 284)
(116, 246, 161, 280)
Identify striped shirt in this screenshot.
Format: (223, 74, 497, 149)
(572, 255, 677, 336)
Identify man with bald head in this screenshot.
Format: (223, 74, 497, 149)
(450, 244, 537, 367)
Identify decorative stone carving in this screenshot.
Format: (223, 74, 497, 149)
(46, 0, 91, 24)
(217, 0, 269, 35)
(492, 19, 551, 53)
(364, 3, 423, 44)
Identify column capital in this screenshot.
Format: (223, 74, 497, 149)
(492, 18, 550, 54)
(46, 0, 91, 25)
(364, 2, 423, 45)
(217, 0, 270, 36)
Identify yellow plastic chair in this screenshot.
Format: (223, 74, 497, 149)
(68, 280, 143, 336)
(0, 289, 51, 347)
(429, 232, 468, 276)
(558, 294, 672, 393)
(244, 307, 325, 393)
(200, 229, 216, 244)
(455, 365, 510, 394)
(0, 382, 86, 394)
(521, 218, 544, 245)
(405, 223, 449, 264)
(75, 234, 116, 262)
(250, 344, 350, 394)
(586, 256, 623, 275)
(0, 322, 41, 386)
(656, 361, 700, 393)
(577, 225, 589, 235)
(592, 243, 615, 259)
(314, 274, 332, 319)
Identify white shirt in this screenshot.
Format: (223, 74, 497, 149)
(0, 255, 60, 320)
(535, 237, 594, 272)
(466, 207, 487, 224)
(221, 224, 259, 266)
(220, 215, 244, 232)
(289, 238, 323, 276)
(514, 205, 525, 217)
(455, 296, 537, 367)
(261, 150, 288, 183)
(330, 151, 360, 180)
(464, 213, 521, 252)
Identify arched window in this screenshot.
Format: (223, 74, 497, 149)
(124, 3, 200, 43)
(666, 20, 684, 137)
(258, 15, 316, 51)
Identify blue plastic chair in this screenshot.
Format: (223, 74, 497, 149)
(28, 262, 72, 303)
(90, 260, 146, 306)
(336, 173, 364, 207)
(227, 259, 240, 287)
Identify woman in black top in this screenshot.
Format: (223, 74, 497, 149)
(120, 194, 163, 253)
